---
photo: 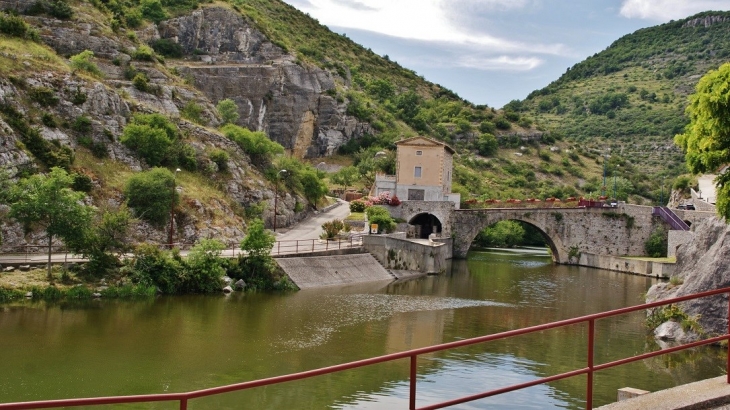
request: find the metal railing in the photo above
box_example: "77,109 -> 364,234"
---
270,235 -> 363,256
653,206 -> 691,231
1,286 -> 728,410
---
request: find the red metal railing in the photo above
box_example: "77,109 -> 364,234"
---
1,287 -> 728,410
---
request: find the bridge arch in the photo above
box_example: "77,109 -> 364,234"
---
452,209 -> 571,263
408,213 -> 443,239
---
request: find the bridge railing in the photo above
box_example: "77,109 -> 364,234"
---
270,235 -> 363,256
653,206 -> 690,231
1,286 -> 727,410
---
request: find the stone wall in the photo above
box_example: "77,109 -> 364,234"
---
363,234 -> 451,274
668,230 -> 695,257
578,252 -> 674,277
389,201 -> 455,237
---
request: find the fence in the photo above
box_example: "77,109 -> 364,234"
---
269,235 -> 363,256
1,286 -> 727,410
653,206 -> 691,231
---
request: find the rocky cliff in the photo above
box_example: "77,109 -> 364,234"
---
146,6 -> 373,158
0,3 -> 329,249
646,216 -> 730,340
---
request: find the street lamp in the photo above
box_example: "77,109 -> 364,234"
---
168,168 -> 181,248
273,169 -> 287,232
660,176 -> 666,207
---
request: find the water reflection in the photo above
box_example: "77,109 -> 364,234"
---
0,248 -> 725,409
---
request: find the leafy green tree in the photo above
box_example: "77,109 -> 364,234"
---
330,165 -> 359,188
476,133 -> 498,156
221,124 -> 284,167
121,113 -> 178,166
300,168 -> 328,208
365,206 -> 395,233
140,0 -> 167,23
9,168 -> 93,278
216,99 -> 240,125
234,219 -> 283,290
474,220 -> 525,248
124,167 -> 177,227
78,206 -> 135,276
675,62 -> 730,218
183,239 -> 226,293
644,226 -> 668,258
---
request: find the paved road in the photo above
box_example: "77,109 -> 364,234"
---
697,174 -> 717,204
274,199 -> 351,242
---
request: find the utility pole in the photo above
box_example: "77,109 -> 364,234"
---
273,169 -> 287,232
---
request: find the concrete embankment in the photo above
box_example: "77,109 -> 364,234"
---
276,253 -> 394,289
596,376 -> 730,409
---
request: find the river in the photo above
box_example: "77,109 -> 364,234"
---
0,248 -> 724,409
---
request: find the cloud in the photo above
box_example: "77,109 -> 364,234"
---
284,0 -> 570,58
619,0 -> 730,21
457,55 -> 544,71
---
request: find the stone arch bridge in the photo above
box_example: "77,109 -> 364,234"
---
389,201 -> 713,264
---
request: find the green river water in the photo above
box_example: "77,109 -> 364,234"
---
0,248 -> 724,409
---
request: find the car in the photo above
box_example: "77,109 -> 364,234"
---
677,204 -> 695,210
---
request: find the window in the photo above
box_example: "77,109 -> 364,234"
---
414,166 -> 422,178
416,150 -> 423,156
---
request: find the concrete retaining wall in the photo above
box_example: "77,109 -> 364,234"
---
668,230 -> 694,257
276,254 -> 394,289
363,234 -> 451,274
577,252 -> 674,278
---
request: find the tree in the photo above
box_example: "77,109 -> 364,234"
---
78,206 -> 135,276
236,219 -> 278,290
221,124 -> 284,167
675,62 -> 730,218
216,99 -> 240,125
0,169 -> 10,245
476,133 -> 498,156
330,166 -> 359,189
475,220 -> 526,248
125,167 -> 177,227
300,168 -> 328,209
9,168 -> 93,278
121,113 -> 178,166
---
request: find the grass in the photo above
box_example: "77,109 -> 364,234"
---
346,212 -> 365,221
625,256 -> 676,263
0,38 -> 68,76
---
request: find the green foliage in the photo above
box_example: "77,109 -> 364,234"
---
29,86 -> 58,107
150,38 -> 184,58
299,168 -> 328,207
77,206 -> 135,277
0,103 -> 73,169
129,244 -> 184,294
216,99 -> 240,125
321,219 -> 349,239
182,239 -> 226,293
475,133 -> 498,156
181,100 -> 206,125
124,167 -> 177,227
140,0 -> 168,23
474,220 -> 526,248
349,199 -> 368,213
121,113 -> 179,166
0,12 -> 37,40
221,124 -> 284,167
644,226 -> 668,258
71,173 -> 93,192
72,115 -> 92,135
330,165 -> 359,188
132,72 -> 151,92
209,148 -> 229,172
231,219 -> 291,290
69,50 -> 102,77
132,44 -> 155,62
675,62 -> 730,218
365,206 -> 395,233
9,168 -> 93,277
647,304 -> 703,334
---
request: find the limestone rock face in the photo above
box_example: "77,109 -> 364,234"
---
160,7 -> 371,158
646,216 -> 730,338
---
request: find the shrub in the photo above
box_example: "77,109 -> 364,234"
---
71,115 -> 93,135
209,149 -> 229,172
132,73 -> 150,92
150,38 -> 184,58
321,219 -> 349,239
181,101 -> 205,125
132,44 -> 155,61
29,86 -> 59,106
366,206 -> 395,233
41,113 -> 56,128
47,0 -> 74,19
140,0 -> 167,23
495,117 -> 511,130
644,226 -> 668,258
216,99 -> 239,125
124,167 -> 177,226
230,219 -> 292,291
129,244 -> 183,294
182,239 -> 226,293
72,173 -> 93,192
349,199 -> 368,212
121,123 -> 171,166
0,12 -> 31,38
221,124 -> 284,167
69,50 -> 102,77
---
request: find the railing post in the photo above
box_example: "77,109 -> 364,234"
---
727,292 -> 730,384
410,355 -> 417,410
311,239 -> 315,253
587,319 -> 595,410
180,398 -> 187,410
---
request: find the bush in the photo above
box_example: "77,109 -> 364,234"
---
69,50 -> 102,77
0,12 -> 31,38
221,124 -> 284,167
71,115 -> 93,135
350,199 -> 368,212
120,113 -> 178,166
132,44 -> 155,61
230,219 -> 292,290
644,226 -> 668,258
140,0 -> 167,23
132,73 -> 151,92
29,86 -> 59,106
182,239 -> 226,293
216,99 -> 239,125
129,244 -> 184,294
124,167 -> 177,226
150,38 -> 184,58
366,206 -> 395,233
474,220 -> 525,248
321,219 -> 349,239
72,173 -> 93,192
181,101 -> 206,125
209,149 -> 229,172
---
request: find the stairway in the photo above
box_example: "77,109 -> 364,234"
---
652,207 -> 690,231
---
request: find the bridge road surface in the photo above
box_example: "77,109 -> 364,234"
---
0,199 -> 353,265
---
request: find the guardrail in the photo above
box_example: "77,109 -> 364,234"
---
653,206 -> 691,231
270,235 -> 363,256
1,286 -> 727,410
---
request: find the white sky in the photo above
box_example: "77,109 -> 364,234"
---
282,0 -> 730,108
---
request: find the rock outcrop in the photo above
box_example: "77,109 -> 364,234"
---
153,7 -> 373,158
646,216 -> 730,339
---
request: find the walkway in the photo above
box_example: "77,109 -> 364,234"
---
597,376 -> 730,409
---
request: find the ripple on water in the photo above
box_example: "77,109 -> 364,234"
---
276,295 -> 515,351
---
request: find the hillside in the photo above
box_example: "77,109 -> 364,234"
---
0,0 -> 721,252
517,11 -> 730,200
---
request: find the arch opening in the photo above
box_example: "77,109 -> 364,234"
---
408,213 -> 443,239
468,219 -> 560,263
